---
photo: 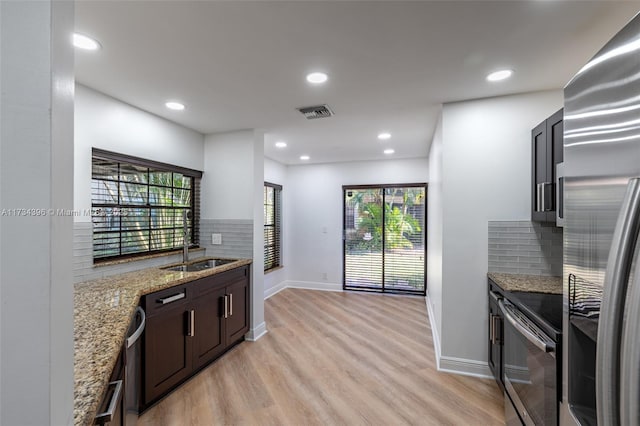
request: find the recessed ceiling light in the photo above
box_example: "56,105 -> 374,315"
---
73,33 -> 101,50
378,132 -> 392,140
384,149 -> 395,155
165,101 -> 185,111
306,72 -> 328,84
486,69 -> 513,82
300,155 -> 310,160
275,141 -> 287,148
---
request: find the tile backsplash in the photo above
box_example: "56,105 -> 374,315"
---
488,221 -> 562,276
199,219 -> 253,259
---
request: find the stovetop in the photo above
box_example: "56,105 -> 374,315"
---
510,291 -> 563,341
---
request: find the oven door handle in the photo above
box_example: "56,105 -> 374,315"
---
499,300 -> 555,354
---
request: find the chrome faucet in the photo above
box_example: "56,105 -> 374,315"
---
183,210 -> 190,263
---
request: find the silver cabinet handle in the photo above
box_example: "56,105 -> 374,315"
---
224,295 -> 228,319
537,182 -> 555,212
229,293 -> 233,316
536,183 -> 543,212
126,306 -> 146,348
597,177 -> 640,426
492,314 -> 501,345
187,309 -> 195,337
499,300 -> 555,353
489,314 -> 496,345
94,380 -> 123,424
158,292 -> 185,305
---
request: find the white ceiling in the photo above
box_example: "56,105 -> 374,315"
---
75,1 -> 640,165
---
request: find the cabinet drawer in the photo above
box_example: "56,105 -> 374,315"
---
143,284 -> 191,317
213,265 -> 248,284
192,275 -> 224,297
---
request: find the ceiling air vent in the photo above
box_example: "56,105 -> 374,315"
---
297,104 -> 334,120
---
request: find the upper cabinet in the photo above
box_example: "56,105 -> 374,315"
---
531,108 -> 564,225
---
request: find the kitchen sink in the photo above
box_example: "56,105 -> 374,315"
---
163,258 -> 238,272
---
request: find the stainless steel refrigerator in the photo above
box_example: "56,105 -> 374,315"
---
563,12 -> 640,426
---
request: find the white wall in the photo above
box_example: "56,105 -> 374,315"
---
436,90 -> 562,375
286,158 -> 428,289
203,130 -> 266,339
427,111 -> 443,348
1,1 -> 74,424
202,131 -> 254,220
264,158 -> 288,297
74,84 -> 205,219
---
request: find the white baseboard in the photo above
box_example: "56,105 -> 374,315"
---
425,296 -> 442,370
425,296 -> 492,379
286,280 -> 343,292
438,356 -> 493,379
245,321 -> 268,341
264,281 -> 288,300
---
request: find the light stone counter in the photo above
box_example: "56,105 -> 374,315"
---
487,272 -> 562,295
74,258 -> 252,426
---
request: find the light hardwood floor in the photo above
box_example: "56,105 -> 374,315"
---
139,288 -> 504,426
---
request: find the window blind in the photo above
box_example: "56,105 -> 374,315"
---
264,182 -> 282,271
91,149 -> 202,261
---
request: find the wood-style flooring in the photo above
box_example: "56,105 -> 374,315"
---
139,288 -> 504,425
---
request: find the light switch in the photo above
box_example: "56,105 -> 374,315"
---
211,233 -> 222,245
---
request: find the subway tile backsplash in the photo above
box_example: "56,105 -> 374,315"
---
488,221 -> 563,276
199,219 -> 253,259
73,218 -> 253,283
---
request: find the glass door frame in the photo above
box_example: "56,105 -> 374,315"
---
342,183 -> 427,296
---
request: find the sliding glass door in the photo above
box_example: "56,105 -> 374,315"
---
343,184 -> 426,295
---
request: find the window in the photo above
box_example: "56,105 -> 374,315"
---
264,182 -> 282,271
343,184 -> 426,295
91,149 -> 202,261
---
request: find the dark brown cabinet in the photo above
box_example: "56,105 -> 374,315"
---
142,284 -> 193,405
488,289 -> 503,390
192,285 -> 226,369
141,265 -> 250,408
224,273 -> 250,344
95,350 -> 125,425
531,108 -> 563,224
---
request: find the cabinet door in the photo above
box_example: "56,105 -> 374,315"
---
547,108 -> 564,223
192,286 -> 226,370
488,291 -> 503,388
225,274 -> 250,344
531,120 -> 548,222
143,303 -> 192,405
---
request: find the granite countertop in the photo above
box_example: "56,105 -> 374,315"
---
74,258 -> 252,426
487,272 -> 562,295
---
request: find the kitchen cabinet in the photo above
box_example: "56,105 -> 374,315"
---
95,349 -> 125,425
488,288 -> 503,390
531,108 -> 563,224
142,265 -> 250,407
224,271 -> 250,344
142,284 -> 193,405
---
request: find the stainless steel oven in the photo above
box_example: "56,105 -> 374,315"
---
500,299 -> 558,425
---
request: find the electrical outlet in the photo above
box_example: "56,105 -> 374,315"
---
211,233 -> 222,245
322,272 -> 328,280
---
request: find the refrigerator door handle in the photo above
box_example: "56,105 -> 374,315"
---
556,163 -> 565,227
621,264 -> 640,426
597,177 -> 640,426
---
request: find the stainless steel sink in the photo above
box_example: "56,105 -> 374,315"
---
163,258 -> 238,272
